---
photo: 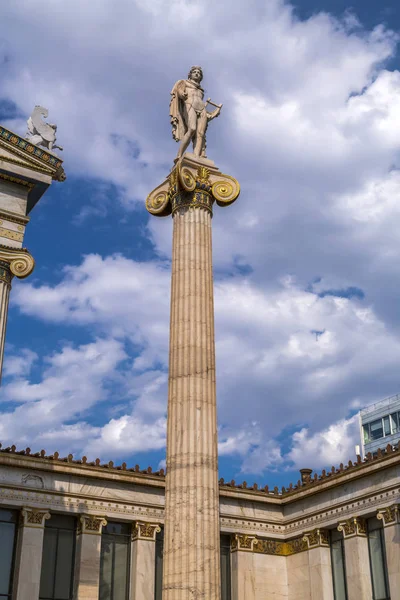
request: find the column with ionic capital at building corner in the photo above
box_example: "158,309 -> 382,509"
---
0,122 -> 66,383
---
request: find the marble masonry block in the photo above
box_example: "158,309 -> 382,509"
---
0,179 -> 29,216
130,524 -> 160,600
287,550 -> 311,599
342,535 -> 372,600
14,508 -> 50,600
308,546 -> 334,600
232,546 -> 288,600
73,516 -> 106,600
383,522 -> 400,597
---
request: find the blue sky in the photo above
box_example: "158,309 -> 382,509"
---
1,0 -> 400,489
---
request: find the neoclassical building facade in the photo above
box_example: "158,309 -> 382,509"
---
0,440 -> 398,600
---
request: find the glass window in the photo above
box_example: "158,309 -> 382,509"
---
363,424 -> 371,444
99,522 -> 130,600
330,529 -> 347,600
370,419 -> 384,441
383,416 -> 391,437
39,514 -> 76,600
0,509 -> 18,600
390,412 -> 398,434
367,517 -> 390,600
220,534 -> 231,600
155,529 -> 163,600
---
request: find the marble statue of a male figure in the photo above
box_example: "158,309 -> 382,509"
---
170,66 -> 222,159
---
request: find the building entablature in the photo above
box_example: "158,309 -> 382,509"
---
0,442 -> 399,541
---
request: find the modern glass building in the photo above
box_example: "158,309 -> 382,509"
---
360,392 -> 400,457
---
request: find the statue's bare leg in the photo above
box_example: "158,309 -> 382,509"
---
193,110 -> 208,157
177,106 -> 197,159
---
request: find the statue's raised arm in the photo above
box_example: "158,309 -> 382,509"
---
169,66 -> 222,160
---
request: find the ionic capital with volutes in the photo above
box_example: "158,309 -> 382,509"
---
132,521 -> 161,542
77,514 -> 107,535
230,533 -> 258,552
20,507 -> 51,529
0,246 -> 35,279
146,154 -> 240,218
303,528 -> 330,548
377,504 -> 400,527
337,517 -> 367,538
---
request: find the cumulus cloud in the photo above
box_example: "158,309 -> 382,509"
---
2,349 -> 38,378
7,253 -> 400,470
288,415 -> 360,470
1,0 -> 400,476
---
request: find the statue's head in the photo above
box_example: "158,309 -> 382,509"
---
188,66 -> 203,83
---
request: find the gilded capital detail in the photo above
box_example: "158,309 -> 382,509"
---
0,247 -> 35,279
377,504 -> 400,527
230,533 -> 308,556
338,517 -> 367,538
132,521 -> 161,541
303,528 -> 330,549
20,507 -> 50,528
0,261 -> 12,286
77,514 -> 107,535
231,533 -> 258,552
146,154 -> 240,218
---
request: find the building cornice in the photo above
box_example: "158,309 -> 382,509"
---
1,442 -> 399,503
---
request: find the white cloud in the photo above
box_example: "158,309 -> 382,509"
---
2,349 -> 38,378
288,415 -> 360,470
2,0 -> 400,474
8,253 -> 400,471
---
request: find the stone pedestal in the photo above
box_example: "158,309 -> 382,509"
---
378,504 -> 400,596
13,508 -> 50,600
303,529 -> 334,600
130,522 -> 161,600
338,517 -> 372,600
146,154 -> 239,600
0,125 -> 65,381
73,515 -> 107,600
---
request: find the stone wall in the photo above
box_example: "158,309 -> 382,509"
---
0,447 -> 398,599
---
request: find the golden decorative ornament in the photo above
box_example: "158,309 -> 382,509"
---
212,175 -> 240,206
146,190 -> 170,216
0,228 -> 23,242
10,253 -> 35,278
179,167 -> 196,191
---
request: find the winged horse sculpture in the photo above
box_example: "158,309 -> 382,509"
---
26,106 -> 63,152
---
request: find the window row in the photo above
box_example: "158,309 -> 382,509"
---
0,510 -> 231,600
0,508 -> 391,600
331,517 -> 390,600
363,410 -> 400,444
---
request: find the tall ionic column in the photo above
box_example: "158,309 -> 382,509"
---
146,154 -> 240,599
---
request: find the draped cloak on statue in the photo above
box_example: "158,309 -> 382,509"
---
169,79 -> 205,142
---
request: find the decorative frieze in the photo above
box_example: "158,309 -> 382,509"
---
77,514 -> 107,535
377,504 -> 400,527
132,521 -> 161,541
337,517 -> 367,538
303,528 -> 330,549
231,533 -> 308,556
20,507 -> 50,528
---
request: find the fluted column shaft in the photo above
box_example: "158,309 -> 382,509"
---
0,261 -> 12,383
163,204 -> 221,599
